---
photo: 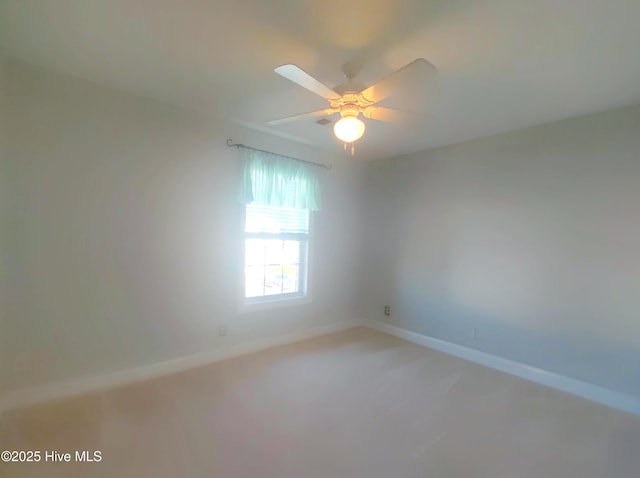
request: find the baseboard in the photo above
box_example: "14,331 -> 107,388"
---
0,319 -> 365,413
365,320 -> 640,416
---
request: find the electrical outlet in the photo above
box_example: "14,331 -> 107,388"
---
471,327 -> 477,340
384,306 -> 390,316
218,326 -> 227,336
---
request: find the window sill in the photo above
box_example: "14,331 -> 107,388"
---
238,295 -> 312,314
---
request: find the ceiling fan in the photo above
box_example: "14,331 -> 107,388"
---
266,58 -> 436,154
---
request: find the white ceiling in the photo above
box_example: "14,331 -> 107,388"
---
1,0 -> 639,161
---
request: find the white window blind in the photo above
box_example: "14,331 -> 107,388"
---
244,204 -> 309,234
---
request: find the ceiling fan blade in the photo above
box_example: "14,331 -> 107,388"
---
265,108 -> 338,126
362,106 -> 419,123
274,64 -> 341,100
359,58 -> 436,104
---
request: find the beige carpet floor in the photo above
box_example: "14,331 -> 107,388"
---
1,326 -> 639,477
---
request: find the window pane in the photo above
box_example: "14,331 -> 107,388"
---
282,240 -> 300,264
282,264 -> 299,294
245,239 -> 265,266
245,266 -> 264,298
265,240 -> 284,265
264,265 -> 284,296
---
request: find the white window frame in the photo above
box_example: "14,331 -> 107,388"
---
239,206 -> 314,313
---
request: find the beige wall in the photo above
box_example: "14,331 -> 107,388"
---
362,105 -> 640,397
3,61 -> 365,391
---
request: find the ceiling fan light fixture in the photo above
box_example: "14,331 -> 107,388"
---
333,115 -> 366,143
269,59 -> 436,149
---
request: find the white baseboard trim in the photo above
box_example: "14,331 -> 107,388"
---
0,319 -> 365,414
366,320 -> 640,416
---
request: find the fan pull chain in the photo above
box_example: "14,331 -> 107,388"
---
343,142 -> 356,156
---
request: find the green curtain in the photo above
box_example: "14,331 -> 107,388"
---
240,148 -> 322,211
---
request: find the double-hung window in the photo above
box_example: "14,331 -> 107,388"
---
239,148 -> 321,306
244,204 -> 309,301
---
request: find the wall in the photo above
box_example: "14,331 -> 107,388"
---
0,53 -> 8,394
362,105 -> 640,398
3,60 -> 364,391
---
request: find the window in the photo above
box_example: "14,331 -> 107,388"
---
243,203 -> 309,302
238,146 -> 322,306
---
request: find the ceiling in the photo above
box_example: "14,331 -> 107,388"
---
1,0 -> 639,161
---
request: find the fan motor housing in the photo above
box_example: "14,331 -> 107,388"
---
339,104 -> 359,118
328,91 -> 376,112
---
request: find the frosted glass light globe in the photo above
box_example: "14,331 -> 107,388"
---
333,116 -> 366,143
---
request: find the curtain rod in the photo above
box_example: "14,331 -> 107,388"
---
226,139 -> 331,170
